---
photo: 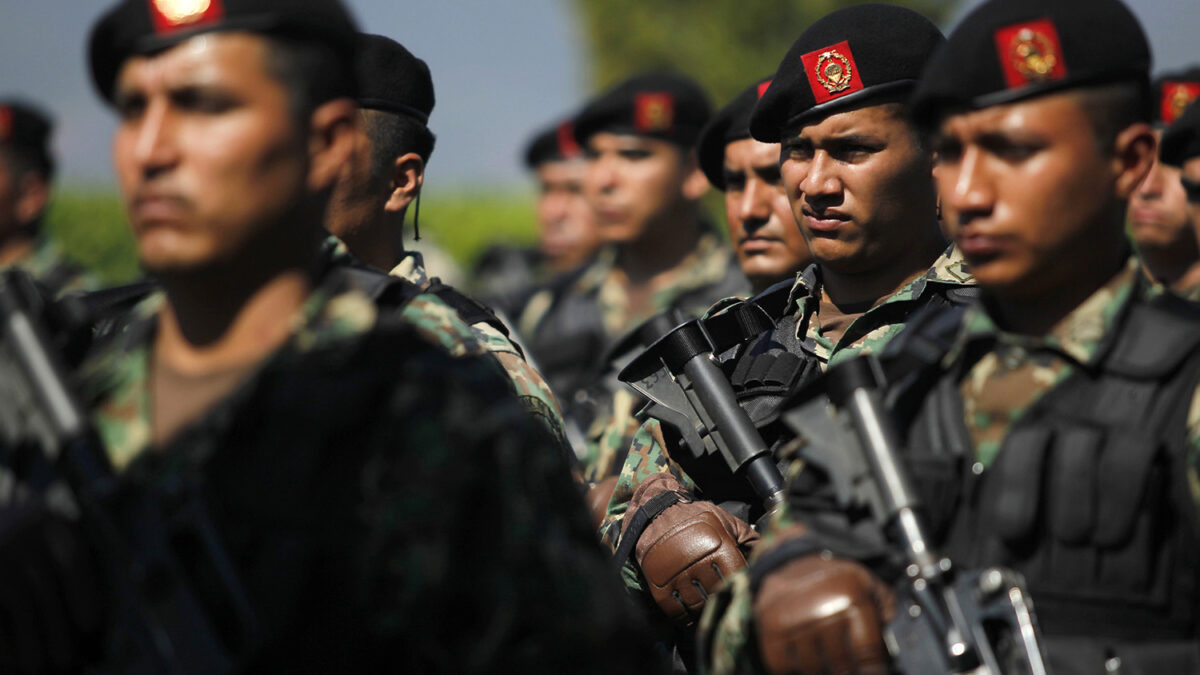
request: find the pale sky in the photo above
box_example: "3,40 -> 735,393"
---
0,0 -> 1196,189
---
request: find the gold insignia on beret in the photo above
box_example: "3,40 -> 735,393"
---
1010,28 -> 1057,83
815,50 -> 853,94
154,0 -> 212,25
1168,85 -> 1199,124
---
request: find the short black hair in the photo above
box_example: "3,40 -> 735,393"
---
1070,82 -> 1150,155
362,108 -> 437,180
263,34 -> 356,121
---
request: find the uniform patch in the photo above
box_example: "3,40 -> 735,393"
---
1161,81 -> 1200,125
756,79 -> 772,100
800,41 -> 864,104
149,0 -> 225,34
556,120 -> 580,159
0,106 -> 11,143
994,19 -> 1067,90
634,92 -> 675,133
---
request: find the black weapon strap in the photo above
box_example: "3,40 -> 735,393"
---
611,490 -> 686,570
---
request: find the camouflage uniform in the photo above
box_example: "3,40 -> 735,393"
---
518,233 -> 749,473
698,257 -> 1200,673
321,236 -> 570,454
598,246 -> 976,567
4,235 -> 98,297
71,264 -> 660,671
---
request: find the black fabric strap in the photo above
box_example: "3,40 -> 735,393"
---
611,490 -> 685,571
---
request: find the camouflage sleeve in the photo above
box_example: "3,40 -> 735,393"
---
358,349 -> 660,672
598,417 -> 699,593
581,388 -> 643,483
398,295 -> 488,358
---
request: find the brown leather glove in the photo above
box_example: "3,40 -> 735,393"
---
624,474 -> 758,625
754,554 -> 895,675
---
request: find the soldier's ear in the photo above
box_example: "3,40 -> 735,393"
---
14,172 -> 49,226
306,97 -> 358,194
384,153 -> 425,213
682,150 -> 710,200
1112,121 -> 1157,200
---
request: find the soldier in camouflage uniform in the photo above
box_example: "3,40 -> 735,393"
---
0,99 -> 97,296
702,1 -> 1200,673
0,1 -> 661,670
324,32 -> 571,457
514,71 -> 750,446
1129,69 -> 1200,299
597,8 -> 971,656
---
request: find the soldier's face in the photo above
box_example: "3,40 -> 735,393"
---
535,159 -> 601,271
111,33 -> 311,276
779,104 -> 935,276
1128,131 -> 1194,256
583,132 -> 692,244
723,137 -> 810,287
933,93 -> 1142,299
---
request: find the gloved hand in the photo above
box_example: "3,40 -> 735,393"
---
624,473 -> 758,625
0,498 -> 105,674
753,554 -> 895,675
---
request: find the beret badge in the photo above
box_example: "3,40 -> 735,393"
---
634,92 -> 675,133
149,0 -> 225,33
801,41 -> 864,104
1162,82 -> 1200,125
994,19 -> 1067,90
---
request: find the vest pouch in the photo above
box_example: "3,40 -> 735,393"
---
1095,429 -> 1161,548
987,425 -> 1052,546
1047,425 -> 1104,546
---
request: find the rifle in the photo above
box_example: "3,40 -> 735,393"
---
782,354 -> 1047,675
619,314 -> 786,514
0,269 -> 256,673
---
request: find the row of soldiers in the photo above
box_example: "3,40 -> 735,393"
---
2,0 -> 1200,673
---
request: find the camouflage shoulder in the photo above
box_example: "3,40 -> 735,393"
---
489,349 -> 570,452
927,244 -> 975,286
397,293 -> 487,358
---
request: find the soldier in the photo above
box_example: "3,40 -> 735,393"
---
1129,69 -> 1200,298
525,119 -> 603,278
708,0 -> 1200,673
1163,88 -> 1200,236
515,71 -> 749,432
325,32 -> 571,458
0,100 -> 96,295
598,6 -> 973,654
0,0 -> 660,671
697,77 -> 812,295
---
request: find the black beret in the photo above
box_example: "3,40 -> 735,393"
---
0,100 -> 54,176
88,0 -> 359,102
524,118 -> 582,169
355,33 -> 434,125
1160,98 -> 1200,167
749,4 -> 944,143
1152,66 -> 1200,127
698,77 -> 773,190
573,71 -> 713,148
910,0 -> 1150,130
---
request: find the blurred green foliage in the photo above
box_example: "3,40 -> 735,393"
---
44,186 -> 542,284
570,0 -> 951,104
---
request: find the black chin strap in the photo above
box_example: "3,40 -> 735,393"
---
412,190 -> 422,242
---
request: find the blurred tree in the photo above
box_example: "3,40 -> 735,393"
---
569,0 -> 952,104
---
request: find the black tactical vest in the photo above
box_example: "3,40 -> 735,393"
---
895,291 -> 1200,673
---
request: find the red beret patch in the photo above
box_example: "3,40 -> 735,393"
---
1161,81 -> 1200,125
148,0 -> 226,35
0,107 -> 10,144
994,19 -> 1068,90
634,92 -> 675,133
556,121 -> 580,159
801,41 -> 864,105
757,80 -> 772,100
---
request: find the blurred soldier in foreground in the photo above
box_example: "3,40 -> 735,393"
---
1164,85 -> 1200,247
0,0 -> 658,671
598,6 -> 972,659
704,0 -> 1200,672
0,100 -> 95,295
516,71 -> 749,434
1129,69 -> 1200,298
326,32 -> 569,458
